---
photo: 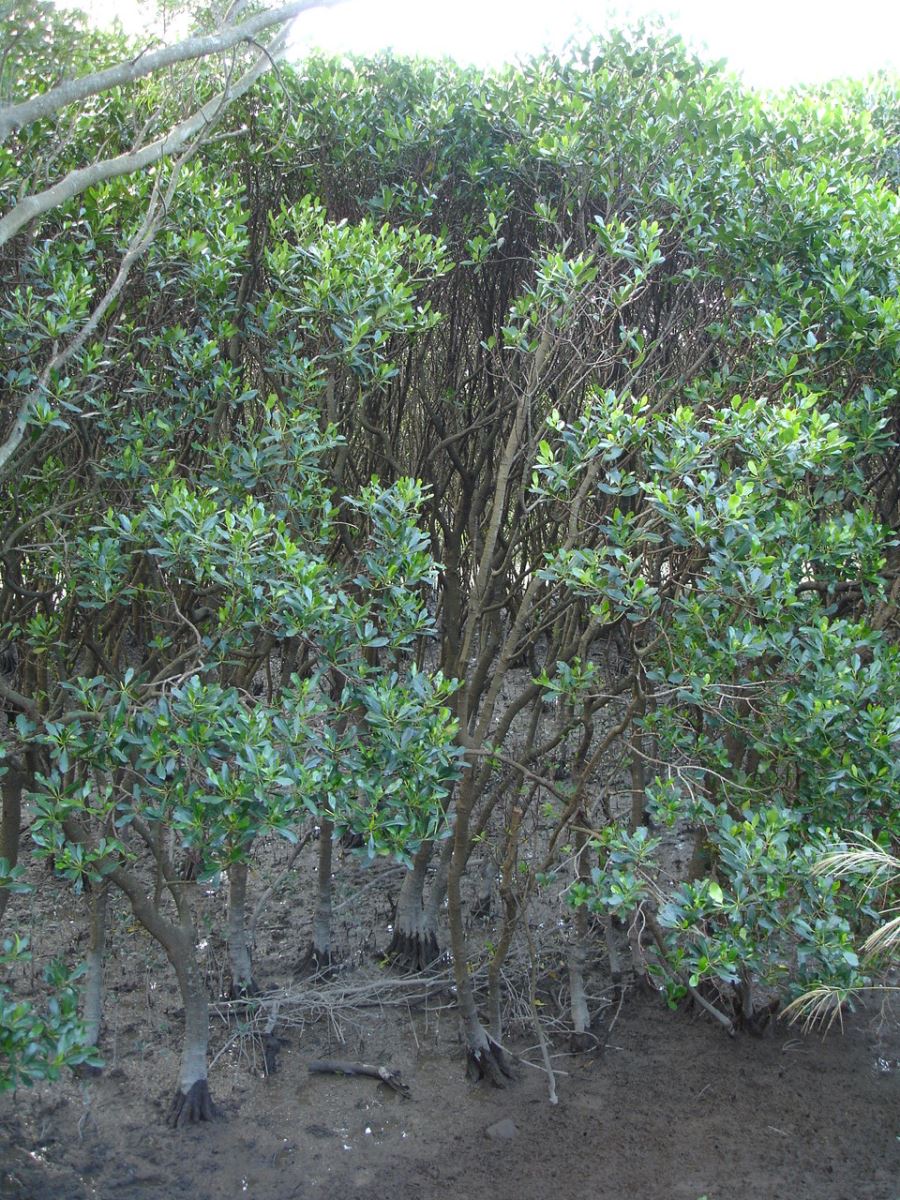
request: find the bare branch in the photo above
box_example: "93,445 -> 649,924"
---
0,0 -> 341,143
0,138 -> 193,475
0,20 -> 295,250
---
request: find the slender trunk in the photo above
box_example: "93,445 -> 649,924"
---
447,779 -> 511,1085
105,860 -> 216,1125
471,853 -> 495,919
568,812 -> 592,1050
604,915 -> 624,992
422,834 -> 452,934
687,828 -> 711,881
627,911 -> 652,990
388,840 -> 439,970
82,881 -> 108,1049
0,756 -> 23,928
248,828 -> 312,947
736,965 -> 778,1034
301,818 -> 333,972
487,807 -> 522,1042
629,718 -> 646,832
568,929 -> 591,1046
226,861 -> 257,997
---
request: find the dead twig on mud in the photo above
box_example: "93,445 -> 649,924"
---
210,967 -> 461,1067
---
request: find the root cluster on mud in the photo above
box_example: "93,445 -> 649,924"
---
167,1080 -> 217,1128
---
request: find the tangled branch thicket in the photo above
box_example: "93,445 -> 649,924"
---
1,2 -> 899,1119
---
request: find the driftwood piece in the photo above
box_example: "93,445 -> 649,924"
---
307,1059 -> 411,1098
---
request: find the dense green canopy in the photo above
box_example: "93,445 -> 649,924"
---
1,2 -> 898,1105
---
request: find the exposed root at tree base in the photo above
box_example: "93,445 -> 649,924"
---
167,1080 -> 218,1128
386,928 -> 441,973
466,1038 -> 514,1087
737,998 -> 781,1036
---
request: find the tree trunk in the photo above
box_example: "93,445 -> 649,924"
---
387,839 -> 439,970
82,881 -> 108,1050
568,926 -> 592,1049
422,834 -> 452,935
629,719 -> 647,832
301,818 -> 333,973
604,915 -> 624,993
168,933 -> 216,1127
568,812 -> 592,1050
105,861 -> 217,1126
470,853 -> 495,919
447,781 -> 511,1086
687,827 -> 711,881
487,805 -> 524,1042
0,755 -> 23,928
226,861 -> 257,997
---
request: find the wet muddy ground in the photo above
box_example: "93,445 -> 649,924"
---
2,980 -> 897,1200
2,772 -> 898,1200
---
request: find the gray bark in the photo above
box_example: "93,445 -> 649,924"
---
447,780 -> 511,1086
471,853 -> 495,918
487,805 -> 524,1043
629,702 -> 647,831
388,840 -> 439,970
226,861 -> 256,997
105,861 -> 217,1123
177,957 -> 210,1092
82,881 -> 108,1048
604,914 -> 624,989
423,834 -> 452,933
304,819 -> 334,970
0,16 -> 296,249
0,1 -> 339,142
568,815 -> 592,1049
168,933 -> 217,1126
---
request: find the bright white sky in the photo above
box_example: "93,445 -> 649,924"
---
64,0 -> 900,89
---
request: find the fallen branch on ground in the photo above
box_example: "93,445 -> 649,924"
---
308,1059 -> 411,1097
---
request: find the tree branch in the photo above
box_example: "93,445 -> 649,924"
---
0,5 -> 316,250
0,140 -> 189,475
0,0 -> 341,143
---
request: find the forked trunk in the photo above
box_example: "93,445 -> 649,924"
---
106,862 -> 216,1125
